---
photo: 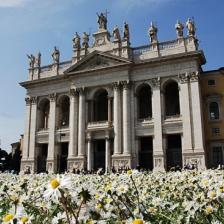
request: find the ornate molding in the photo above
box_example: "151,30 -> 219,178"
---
76,87 -> 85,95
49,93 -> 57,102
31,96 -> 37,105
69,88 -> 79,97
178,73 -> 189,84
112,82 -> 120,90
150,77 -> 160,89
189,71 -> 199,82
25,97 -> 31,105
121,80 -> 131,90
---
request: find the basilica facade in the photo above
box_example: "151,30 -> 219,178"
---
20,15 -> 206,173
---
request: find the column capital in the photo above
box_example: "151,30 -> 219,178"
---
49,93 -> 57,102
69,88 -> 79,97
25,97 -> 31,105
121,80 -> 131,89
189,71 -> 199,82
150,77 -> 161,89
76,87 -> 85,95
31,96 -> 37,105
112,82 -> 120,90
179,73 -> 189,84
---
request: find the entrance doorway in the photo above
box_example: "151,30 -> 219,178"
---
37,144 -> 48,173
166,134 -> 182,170
139,137 -> 153,170
93,139 -> 105,171
57,143 -> 68,173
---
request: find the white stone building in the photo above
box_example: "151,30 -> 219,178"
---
20,15 -> 206,173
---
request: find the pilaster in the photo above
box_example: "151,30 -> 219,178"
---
179,73 -> 193,154
47,93 -> 57,173
68,89 -> 79,164
188,71 -> 206,169
112,82 -> 122,154
122,81 -> 131,155
151,78 -> 165,171
21,97 -> 32,171
77,88 -> 86,159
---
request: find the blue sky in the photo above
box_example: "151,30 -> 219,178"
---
0,0 -> 223,151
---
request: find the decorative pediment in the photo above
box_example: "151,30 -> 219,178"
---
64,51 -> 132,74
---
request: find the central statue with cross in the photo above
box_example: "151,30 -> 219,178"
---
97,11 -> 109,30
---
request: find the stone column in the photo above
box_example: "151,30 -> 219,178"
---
179,73 -> 193,153
29,97 -> 38,161
151,78 -> 165,171
68,89 -> 79,160
113,83 -> 122,154
22,97 -> 32,161
189,72 -> 206,169
108,97 -> 113,123
122,81 -> 131,155
105,136 -> 111,172
47,93 -> 57,172
78,89 -> 86,157
87,135 -> 92,171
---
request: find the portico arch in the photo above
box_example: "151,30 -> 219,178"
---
93,89 -> 109,122
38,98 -> 50,130
57,95 -> 70,128
136,84 -> 152,119
163,80 -> 180,117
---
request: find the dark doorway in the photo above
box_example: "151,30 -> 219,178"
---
58,143 -> 68,173
166,135 -> 182,170
37,144 -> 48,173
139,137 -> 153,170
94,140 -> 105,170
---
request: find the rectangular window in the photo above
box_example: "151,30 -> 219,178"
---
213,146 -> 223,167
208,79 -> 216,86
212,128 -> 220,135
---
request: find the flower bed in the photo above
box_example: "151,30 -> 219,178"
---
1,170 -> 224,223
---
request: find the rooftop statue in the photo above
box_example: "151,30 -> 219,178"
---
82,32 -> 90,48
73,32 -> 81,50
27,54 -> 35,69
186,18 -> 196,37
175,20 -> 184,38
148,22 -> 158,43
112,25 -> 121,41
34,52 -> 41,68
123,22 -> 130,41
97,12 -> 107,30
52,46 -> 60,64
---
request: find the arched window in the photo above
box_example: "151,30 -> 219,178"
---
58,96 -> 70,128
209,102 -> 219,120
137,85 -> 152,119
38,99 -> 50,130
164,81 -> 180,117
93,89 -> 108,122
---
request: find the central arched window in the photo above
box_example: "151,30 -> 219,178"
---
93,89 -> 108,122
38,98 -> 50,130
164,81 -> 180,117
137,84 -> 152,119
209,102 -> 219,120
58,95 -> 70,128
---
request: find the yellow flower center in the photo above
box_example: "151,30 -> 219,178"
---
3,213 -> 14,222
205,206 -> 213,215
21,216 -> 29,223
132,219 -> 143,224
50,179 -> 60,189
210,191 -> 216,198
127,170 -> 133,175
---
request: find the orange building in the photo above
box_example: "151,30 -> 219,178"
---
201,67 -> 224,168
